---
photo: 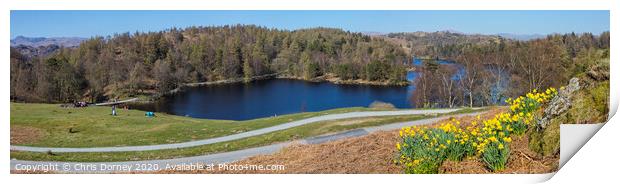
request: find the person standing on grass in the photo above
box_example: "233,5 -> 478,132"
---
111,98 -> 118,116
112,105 -> 117,116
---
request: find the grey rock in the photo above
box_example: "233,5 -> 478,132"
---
587,64 -> 610,81
369,101 -> 396,109
538,78 -> 580,128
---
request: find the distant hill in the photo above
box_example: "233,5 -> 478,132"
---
497,33 -> 545,41
11,44 -> 62,59
386,30 -> 506,45
10,36 -> 86,47
385,30 -> 507,58
361,32 -> 386,36
10,36 -> 86,59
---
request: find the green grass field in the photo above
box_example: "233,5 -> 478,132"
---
10,102 -> 483,162
10,103 -> 385,147
10,103 -> 483,162
10,110 -> 480,162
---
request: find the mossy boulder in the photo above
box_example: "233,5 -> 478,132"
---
564,81 -> 609,124
529,115 -> 561,156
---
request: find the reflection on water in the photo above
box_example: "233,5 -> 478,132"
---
131,58 -> 467,121
131,78 -> 416,120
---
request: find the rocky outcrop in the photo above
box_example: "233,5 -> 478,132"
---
529,59 -> 609,156
538,78 -> 580,128
369,101 -> 396,109
586,63 -> 610,81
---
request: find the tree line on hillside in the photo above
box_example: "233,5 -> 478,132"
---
387,31 -> 506,59
409,32 -> 610,108
10,25 -> 409,103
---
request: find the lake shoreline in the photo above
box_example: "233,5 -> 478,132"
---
276,74 -> 410,86
146,73 -> 411,102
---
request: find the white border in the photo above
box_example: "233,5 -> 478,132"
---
2,0 -> 616,10
2,0 -> 617,184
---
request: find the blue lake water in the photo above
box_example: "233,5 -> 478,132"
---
131,58 -> 465,120
132,78 -> 417,120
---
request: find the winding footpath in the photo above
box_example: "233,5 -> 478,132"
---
10,109 -> 485,173
11,109 -> 462,153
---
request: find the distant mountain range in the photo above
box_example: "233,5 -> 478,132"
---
361,32 -> 386,36
10,36 -> 86,47
364,31 -> 545,41
11,44 -> 63,59
496,33 -> 546,41
11,36 -> 87,58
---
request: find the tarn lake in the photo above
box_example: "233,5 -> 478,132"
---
131,59 -> 458,120
131,77 -> 416,120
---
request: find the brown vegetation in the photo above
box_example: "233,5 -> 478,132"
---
408,32 -> 609,108
158,107 -> 556,174
10,125 -> 45,145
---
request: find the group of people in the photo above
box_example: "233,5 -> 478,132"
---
111,105 -> 133,116
73,101 -> 88,107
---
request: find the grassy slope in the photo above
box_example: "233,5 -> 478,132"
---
10,103 -> 386,147
529,58 -> 609,156
10,108 -> 482,162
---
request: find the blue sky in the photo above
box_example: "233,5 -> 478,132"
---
11,10 -> 609,38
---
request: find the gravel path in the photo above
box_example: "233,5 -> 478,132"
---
10,111 -> 484,173
11,109 -> 462,153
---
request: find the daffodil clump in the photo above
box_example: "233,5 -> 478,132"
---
396,88 -> 558,173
